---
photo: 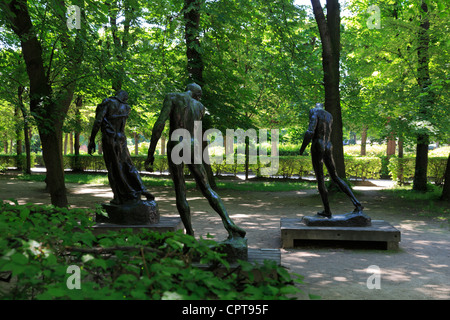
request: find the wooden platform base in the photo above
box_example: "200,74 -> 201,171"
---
91,216 -> 184,235
281,218 -> 401,250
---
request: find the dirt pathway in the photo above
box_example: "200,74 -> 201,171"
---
1,175 -> 449,300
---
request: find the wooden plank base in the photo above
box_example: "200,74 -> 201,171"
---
281,218 -> 401,250
91,216 -> 184,235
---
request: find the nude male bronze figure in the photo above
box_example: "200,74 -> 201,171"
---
145,83 -> 246,239
300,103 -> 364,217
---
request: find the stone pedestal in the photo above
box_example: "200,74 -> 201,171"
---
303,211 -> 372,227
96,200 -> 159,225
93,200 -> 184,235
215,237 -> 248,263
281,217 -> 401,250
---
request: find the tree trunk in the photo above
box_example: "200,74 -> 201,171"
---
245,136 -> 250,180
40,131 -> 68,207
398,137 -> 404,158
413,0 -> 433,192
69,133 -> 74,155
2,0 -> 68,206
311,0 -> 346,177
386,137 -> 396,159
64,133 -> 68,155
14,103 -> 23,171
441,153 -> 450,201
360,126 -> 368,156
184,0 -> 204,85
18,86 -> 31,174
414,136 -> 429,191
161,135 -> 166,155
73,96 -> 82,172
109,0 -> 133,91
134,132 -> 139,156
183,0 -> 216,188
2,0 -> 84,207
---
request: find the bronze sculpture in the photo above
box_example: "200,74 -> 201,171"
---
145,83 -> 246,240
88,90 -> 158,225
300,103 -> 364,218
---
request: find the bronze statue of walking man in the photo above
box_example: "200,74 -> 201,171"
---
145,83 -> 246,239
300,103 -> 364,218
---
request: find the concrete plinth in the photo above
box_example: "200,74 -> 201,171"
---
214,237 -> 248,263
303,211 -> 372,227
281,217 -> 401,250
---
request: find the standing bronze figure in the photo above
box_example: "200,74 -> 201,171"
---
300,103 -> 364,218
145,83 -> 246,240
88,90 -> 154,205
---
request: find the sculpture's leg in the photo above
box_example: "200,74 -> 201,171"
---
324,150 -> 363,212
102,138 -> 122,204
168,161 -> 195,236
188,163 -> 246,239
121,150 -> 155,201
311,150 -> 331,217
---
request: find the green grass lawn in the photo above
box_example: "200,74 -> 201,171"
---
12,172 -> 315,192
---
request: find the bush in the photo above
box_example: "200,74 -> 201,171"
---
345,156 -> 382,181
0,154 -> 37,171
428,157 -> 448,186
388,156 -> 448,185
0,201 -> 303,300
387,157 -> 415,185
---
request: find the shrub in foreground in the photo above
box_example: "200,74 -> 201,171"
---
0,201 -> 303,300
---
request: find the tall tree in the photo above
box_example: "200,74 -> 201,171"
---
310,0 -> 346,177
184,0 -> 204,86
1,0 -> 84,207
413,0 -> 434,192
108,0 -> 135,91
183,0 -> 217,186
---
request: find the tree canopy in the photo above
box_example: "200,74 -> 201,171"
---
0,0 -> 449,205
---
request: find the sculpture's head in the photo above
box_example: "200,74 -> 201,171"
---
315,103 -> 324,109
115,90 -> 129,103
186,83 -> 202,101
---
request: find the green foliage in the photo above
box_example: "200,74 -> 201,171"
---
0,201 -> 303,300
345,156 -> 382,181
342,0 -> 450,145
388,156 -> 448,185
0,154 -> 37,171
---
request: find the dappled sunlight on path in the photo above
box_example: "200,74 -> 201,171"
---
1,177 -> 448,299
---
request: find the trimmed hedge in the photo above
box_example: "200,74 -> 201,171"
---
345,156 -> 382,181
0,154 -> 37,169
388,156 -> 448,185
1,154 -> 447,184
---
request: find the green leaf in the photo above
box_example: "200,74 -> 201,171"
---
19,208 -> 30,220
130,289 -> 148,300
92,258 -> 107,270
72,232 -> 96,247
11,252 -> 28,265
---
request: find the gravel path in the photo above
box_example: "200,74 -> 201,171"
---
1,175 -> 449,300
